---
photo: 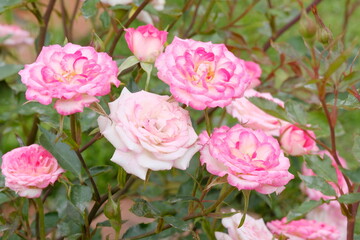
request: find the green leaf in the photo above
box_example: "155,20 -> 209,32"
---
338,193 -> 360,204
96,220 -> 112,227
304,155 -> 338,183
100,10 -> 110,29
324,49 -> 352,80
130,199 -> 160,218
285,100 -> 307,125
286,200 -> 323,221
271,42 -> 302,62
341,167 -> 360,183
89,165 -> 112,177
0,63 -> 23,80
58,201 -> 84,225
39,126 -> 82,178
117,166 -> 127,188
70,185 -> 92,211
118,56 -> 139,75
299,174 -> 336,196
339,71 -> 360,91
163,216 -> 190,231
0,193 -> 10,205
44,212 -> 59,234
353,135 -> 360,159
167,196 -> 200,204
81,0 -> 99,18
248,97 -> 292,122
0,0 -> 22,13
123,222 -> 157,238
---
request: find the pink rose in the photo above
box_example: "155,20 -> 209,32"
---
267,217 -> 340,240
0,24 -> 33,46
125,24 -> 168,63
302,150 -> 348,203
307,204 -> 347,240
97,88 -> 200,180
244,61 -> 262,89
1,144 -> 64,198
215,211 -> 273,240
19,43 -> 120,115
199,125 -> 293,194
227,89 -> 287,136
155,37 -> 251,110
279,124 -> 318,156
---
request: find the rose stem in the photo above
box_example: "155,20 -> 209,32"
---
35,198 -> 46,240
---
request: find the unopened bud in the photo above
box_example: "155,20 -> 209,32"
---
317,28 -> 332,44
299,14 -> 317,39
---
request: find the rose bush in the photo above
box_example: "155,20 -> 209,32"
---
199,124 -> 294,194
98,88 -> 199,180
1,144 -> 64,198
19,43 -> 120,115
155,37 -> 251,110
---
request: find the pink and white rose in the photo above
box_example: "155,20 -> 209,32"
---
267,217 -> 340,240
1,144 -> 64,198
199,124 -> 293,194
244,61 -> 262,89
97,88 -> 199,180
279,124 -> 318,156
155,37 -> 251,110
125,24 -> 168,63
307,204 -> 347,240
19,43 -> 120,115
0,24 -> 33,46
227,89 -> 286,136
215,211 -> 273,240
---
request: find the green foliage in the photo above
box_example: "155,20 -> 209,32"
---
298,174 -> 336,197
286,200 -> 323,221
81,0 -> 99,18
39,126 -> 82,178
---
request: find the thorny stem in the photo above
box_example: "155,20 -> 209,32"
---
26,114 -> 39,146
263,0 -> 323,51
108,0 -> 151,56
75,150 -> 101,202
80,132 -> 103,153
38,0 -> 57,53
69,0 -> 81,41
